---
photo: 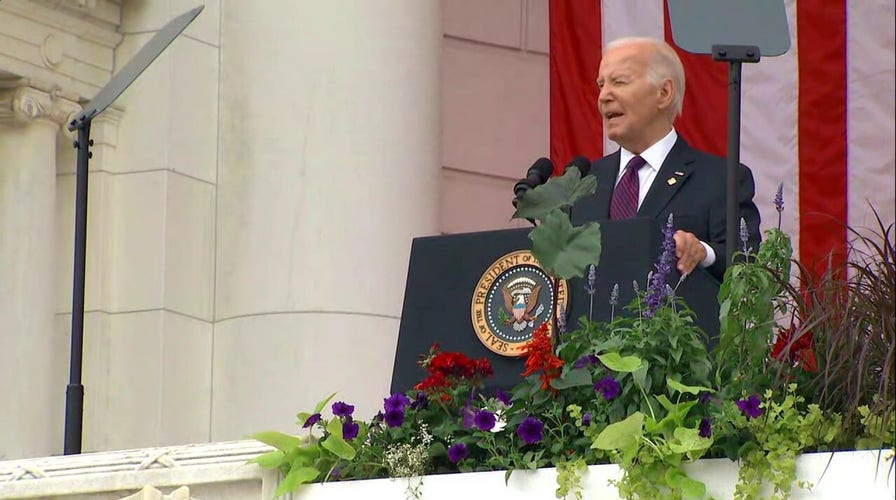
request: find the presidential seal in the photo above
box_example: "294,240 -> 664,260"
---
471,250 -> 568,356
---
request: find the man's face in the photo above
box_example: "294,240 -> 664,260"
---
597,43 -> 669,153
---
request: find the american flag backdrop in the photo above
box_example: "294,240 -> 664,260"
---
549,0 -> 895,273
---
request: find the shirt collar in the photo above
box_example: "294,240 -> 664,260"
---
618,128 -> 678,174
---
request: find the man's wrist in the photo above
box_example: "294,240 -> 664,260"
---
699,241 -> 715,267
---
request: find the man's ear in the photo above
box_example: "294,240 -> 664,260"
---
657,78 -> 675,112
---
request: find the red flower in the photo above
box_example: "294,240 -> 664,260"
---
771,323 -> 818,373
521,323 -> 564,390
414,344 -> 493,394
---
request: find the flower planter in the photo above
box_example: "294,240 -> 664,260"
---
288,450 -> 894,500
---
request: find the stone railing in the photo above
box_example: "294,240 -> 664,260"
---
0,440 -> 276,499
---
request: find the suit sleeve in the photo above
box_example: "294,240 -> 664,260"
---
705,164 -> 762,280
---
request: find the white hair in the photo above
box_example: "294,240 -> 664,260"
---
605,37 -> 686,118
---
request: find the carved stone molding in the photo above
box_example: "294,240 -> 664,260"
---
0,85 -> 81,127
118,485 -> 196,500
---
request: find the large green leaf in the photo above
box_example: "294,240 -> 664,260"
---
250,431 -> 304,452
550,367 -> 593,389
512,168 -> 597,220
598,352 -> 643,373
529,210 -> 602,279
592,412 -> 645,451
666,377 -> 714,396
665,467 -> 707,498
321,418 -> 356,460
249,450 -> 286,468
273,466 -> 320,497
668,426 -> 713,456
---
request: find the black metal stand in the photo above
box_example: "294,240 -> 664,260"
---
64,121 -> 92,455
712,44 -> 761,266
61,5 -> 204,455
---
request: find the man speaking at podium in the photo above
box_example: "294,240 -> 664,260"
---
573,37 -> 761,282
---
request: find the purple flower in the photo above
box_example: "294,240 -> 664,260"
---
739,217 -> 750,253
461,403 -> 476,429
342,418 -> 360,440
698,392 -> 712,405
574,354 -> 600,369
517,416 -> 545,445
447,442 -> 469,463
645,214 -> 675,317
330,467 -> 341,480
302,413 -> 322,429
609,283 -> 620,306
384,393 -> 411,412
473,410 -> 496,431
584,264 -> 597,295
410,391 -> 429,410
699,417 -> 713,438
331,401 -> 355,418
384,409 -> 405,427
594,376 -> 622,401
495,390 -> 512,407
736,395 -> 765,419
774,182 -> 784,213
581,412 -> 592,427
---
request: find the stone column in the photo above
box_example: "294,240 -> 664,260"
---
213,0 -> 441,438
0,85 -> 80,459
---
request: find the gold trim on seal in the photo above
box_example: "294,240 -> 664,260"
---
470,250 -> 568,357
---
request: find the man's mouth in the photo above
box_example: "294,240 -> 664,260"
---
605,112 -> 623,121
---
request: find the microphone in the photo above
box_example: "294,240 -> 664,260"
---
564,156 -> 591,177
513,157 -> 554,201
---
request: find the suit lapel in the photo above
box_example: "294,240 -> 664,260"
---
592,151 -> 620,219
637,138 -> 695,218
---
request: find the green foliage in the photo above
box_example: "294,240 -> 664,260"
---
511,168 -> 597,221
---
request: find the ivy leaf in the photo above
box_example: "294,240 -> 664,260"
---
321,418 -> 356,460
592,412 -> 645,451
664,467 -> 707,498
551,367 -> 593,389
249,450 -> 286,468
529,210 -> 602,279
273,465 -> 320,497
512,168 -> 598,220
250,431 -> 303,452
598,352 -> 643,373
666,377 -> 714,395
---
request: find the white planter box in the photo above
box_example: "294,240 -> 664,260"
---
292,449 -> 894,500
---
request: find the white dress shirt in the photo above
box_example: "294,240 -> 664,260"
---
615,129 -> 716,268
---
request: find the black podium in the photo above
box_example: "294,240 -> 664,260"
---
389,218 -> 721,394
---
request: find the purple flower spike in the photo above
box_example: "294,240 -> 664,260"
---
384,393 -> 411,412
517,416 -> 545,445
410,391 -> 429,410
496,390 -> 512,407
447,442 -> 469,463
584,264 -> 597,295
331,401 -> 355,418
736,395 -> 765,419
384,409 -> 405,427
699,417 -> 713,438
646,214 -> 675,317
302,413 -> 322,429
473,410 -> 496,432
594,376 -> 622,401
342,418 -> 360,440
774,182 -> 784,213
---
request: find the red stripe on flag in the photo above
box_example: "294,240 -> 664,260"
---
797,0 -> 848,275
663,5 -> 728,157
549,0 -> 602,173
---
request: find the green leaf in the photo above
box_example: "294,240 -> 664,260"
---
668,426 -> 712,455
665,468 -> 706,498
512,168 -> 598,220
313,392 -> 338,414
321,418 -> 356,460
598,352 -> 643,372
250,431 -> 304,452
529,210 -> 602,279
249,450 -> 286,468
666,378 -> 713,395
550,367 -> 593,389
592,412 -> 645,451
632,361 -> 649,389
273,466 -> 320,497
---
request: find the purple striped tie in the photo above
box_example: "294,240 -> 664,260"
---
609,155 -> 646,220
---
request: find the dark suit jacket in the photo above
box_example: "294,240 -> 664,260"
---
571,137 -> 762,281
